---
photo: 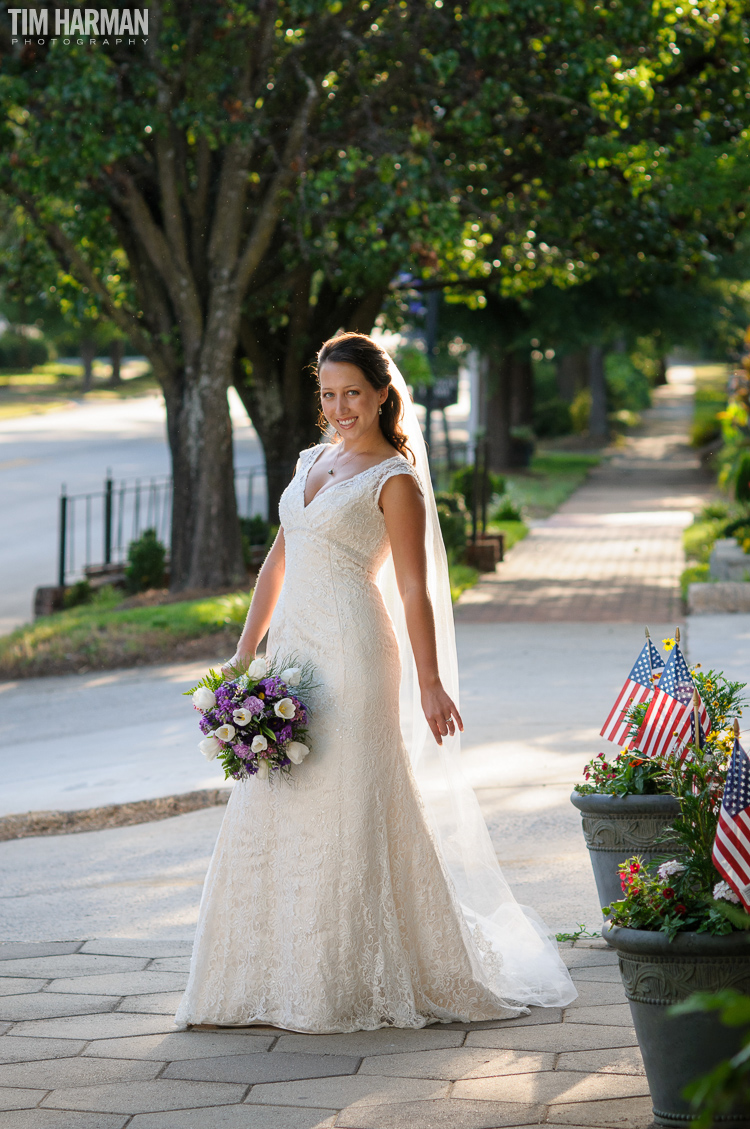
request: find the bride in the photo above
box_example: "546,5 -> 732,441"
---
175,331 -> 575,1033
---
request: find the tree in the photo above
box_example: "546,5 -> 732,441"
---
0,1 -> 467,587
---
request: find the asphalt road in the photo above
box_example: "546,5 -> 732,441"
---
0,390 -> 262,634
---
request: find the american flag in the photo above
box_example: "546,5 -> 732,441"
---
600,639 -> 664,746
713,735 -> 750,909
632,643 -> 710,759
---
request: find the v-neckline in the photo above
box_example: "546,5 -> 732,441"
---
302,446 -> 400,511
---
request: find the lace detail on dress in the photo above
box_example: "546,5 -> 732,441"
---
175,444 -> 533,1033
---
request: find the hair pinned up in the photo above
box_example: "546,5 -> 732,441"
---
316,331 -> 414,463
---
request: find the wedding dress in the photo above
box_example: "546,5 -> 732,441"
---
176,438 -> 575,1033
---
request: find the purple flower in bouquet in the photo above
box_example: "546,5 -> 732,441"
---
242,696 -> 264,716
187,657 -> 313,782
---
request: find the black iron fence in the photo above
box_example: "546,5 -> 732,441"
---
57,466 -> 267,586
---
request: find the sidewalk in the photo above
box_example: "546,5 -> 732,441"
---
0,365 -> 736,1128
456,368 -> 711,624
0,936 -> 649,1129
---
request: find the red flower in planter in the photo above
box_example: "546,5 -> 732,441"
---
662,888 -> 675,899
675,903 -> 687,915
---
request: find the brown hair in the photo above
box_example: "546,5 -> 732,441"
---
316,332 -> 414,463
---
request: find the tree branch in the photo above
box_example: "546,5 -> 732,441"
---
7,187 -> 151,352
234,75 -> 319,296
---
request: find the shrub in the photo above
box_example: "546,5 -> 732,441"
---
0,332 -> 48,369
239,515 -> 271,567
570,388 -> 592,433
451,465 -> 505,510
735,453 -> 750,504
491,495 -> 523,522
434,491 -> 468,559
63,579 -> 92,609
534,396 -> 572,438
125,528 -> 167,593
605,353 -> 652,412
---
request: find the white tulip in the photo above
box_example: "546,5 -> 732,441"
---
215,724 -> 236,742
274,697 -> 296,720
247,657 -> 267,680
251,735 -> 268,753
232,708 -> 253,726
256,758 -> 270,781
281,666 -> 302,687
199,736 -> 221,761
192,687 -> 216,711
287,740 -> 310,765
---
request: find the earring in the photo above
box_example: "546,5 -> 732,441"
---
379,406 -> 383,415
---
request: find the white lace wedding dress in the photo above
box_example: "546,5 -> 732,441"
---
175,445 -> 574,1033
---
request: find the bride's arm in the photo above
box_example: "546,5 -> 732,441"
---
381,475 -> 463,745
221,529 -> 286,675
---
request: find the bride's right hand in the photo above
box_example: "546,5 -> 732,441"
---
220,651 -> 253,678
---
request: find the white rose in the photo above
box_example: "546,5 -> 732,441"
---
274,697 -> 296,720
251,735 -> 268,753
199,736 -> 221,761
287,740 -> 310,765
281,666 -> 302,687
192,687 -> 216,711
247,657 -> 267,680
232,708 -> 253,726
215,724 -> 236,742
256,758 -> 270,781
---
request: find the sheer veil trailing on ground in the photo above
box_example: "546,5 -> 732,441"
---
377,356 -> 576,1007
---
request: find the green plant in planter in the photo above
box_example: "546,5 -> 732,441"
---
577,750 -> 668,796
673,989 -> 750,1125
604,670 -> 748,938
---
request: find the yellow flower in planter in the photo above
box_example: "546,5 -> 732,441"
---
663,637 -> 676,651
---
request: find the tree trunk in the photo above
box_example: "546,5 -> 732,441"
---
655,356 -> 668,385
588,344 -> 608,439
80,339 -> 96,391
556,350 -> 588,402
233,348 -> 319,523
164,363 -> 246,592
485,349 -> 512,471
509,350 -> 534,429
109,338 -> 123,385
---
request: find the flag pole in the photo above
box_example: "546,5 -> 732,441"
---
693,688 -> 701,746
675,626 -> 681,646
735,718 -> 741,739
645,625 -> 654,685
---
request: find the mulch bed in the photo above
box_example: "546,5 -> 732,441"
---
0,788 -> 230,841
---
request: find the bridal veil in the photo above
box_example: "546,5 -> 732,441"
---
376,355 -> 576,1008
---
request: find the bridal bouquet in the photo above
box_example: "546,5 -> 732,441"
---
186,655 -> 313,782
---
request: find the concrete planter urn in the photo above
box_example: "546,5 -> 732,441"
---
570,791 -> 681,909
604,923 -> 750,1126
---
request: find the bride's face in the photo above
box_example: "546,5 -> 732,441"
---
318,361 -> 387,441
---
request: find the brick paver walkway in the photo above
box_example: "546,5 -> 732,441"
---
0,937 -> 653,1129
455,371 -> 713,624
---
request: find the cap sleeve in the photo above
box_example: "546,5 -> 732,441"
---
295,444 -> 324,476
375,458 -> 424,503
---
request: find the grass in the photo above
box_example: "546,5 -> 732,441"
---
449,563 -> 479,603
486,519 -> 529,551
505,452 -> 600,518
0,360 -> 157,416
681,563 -> 710,599
0,587 -> 252,680
683,519 -> 725,565
691,364 -> 729,448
